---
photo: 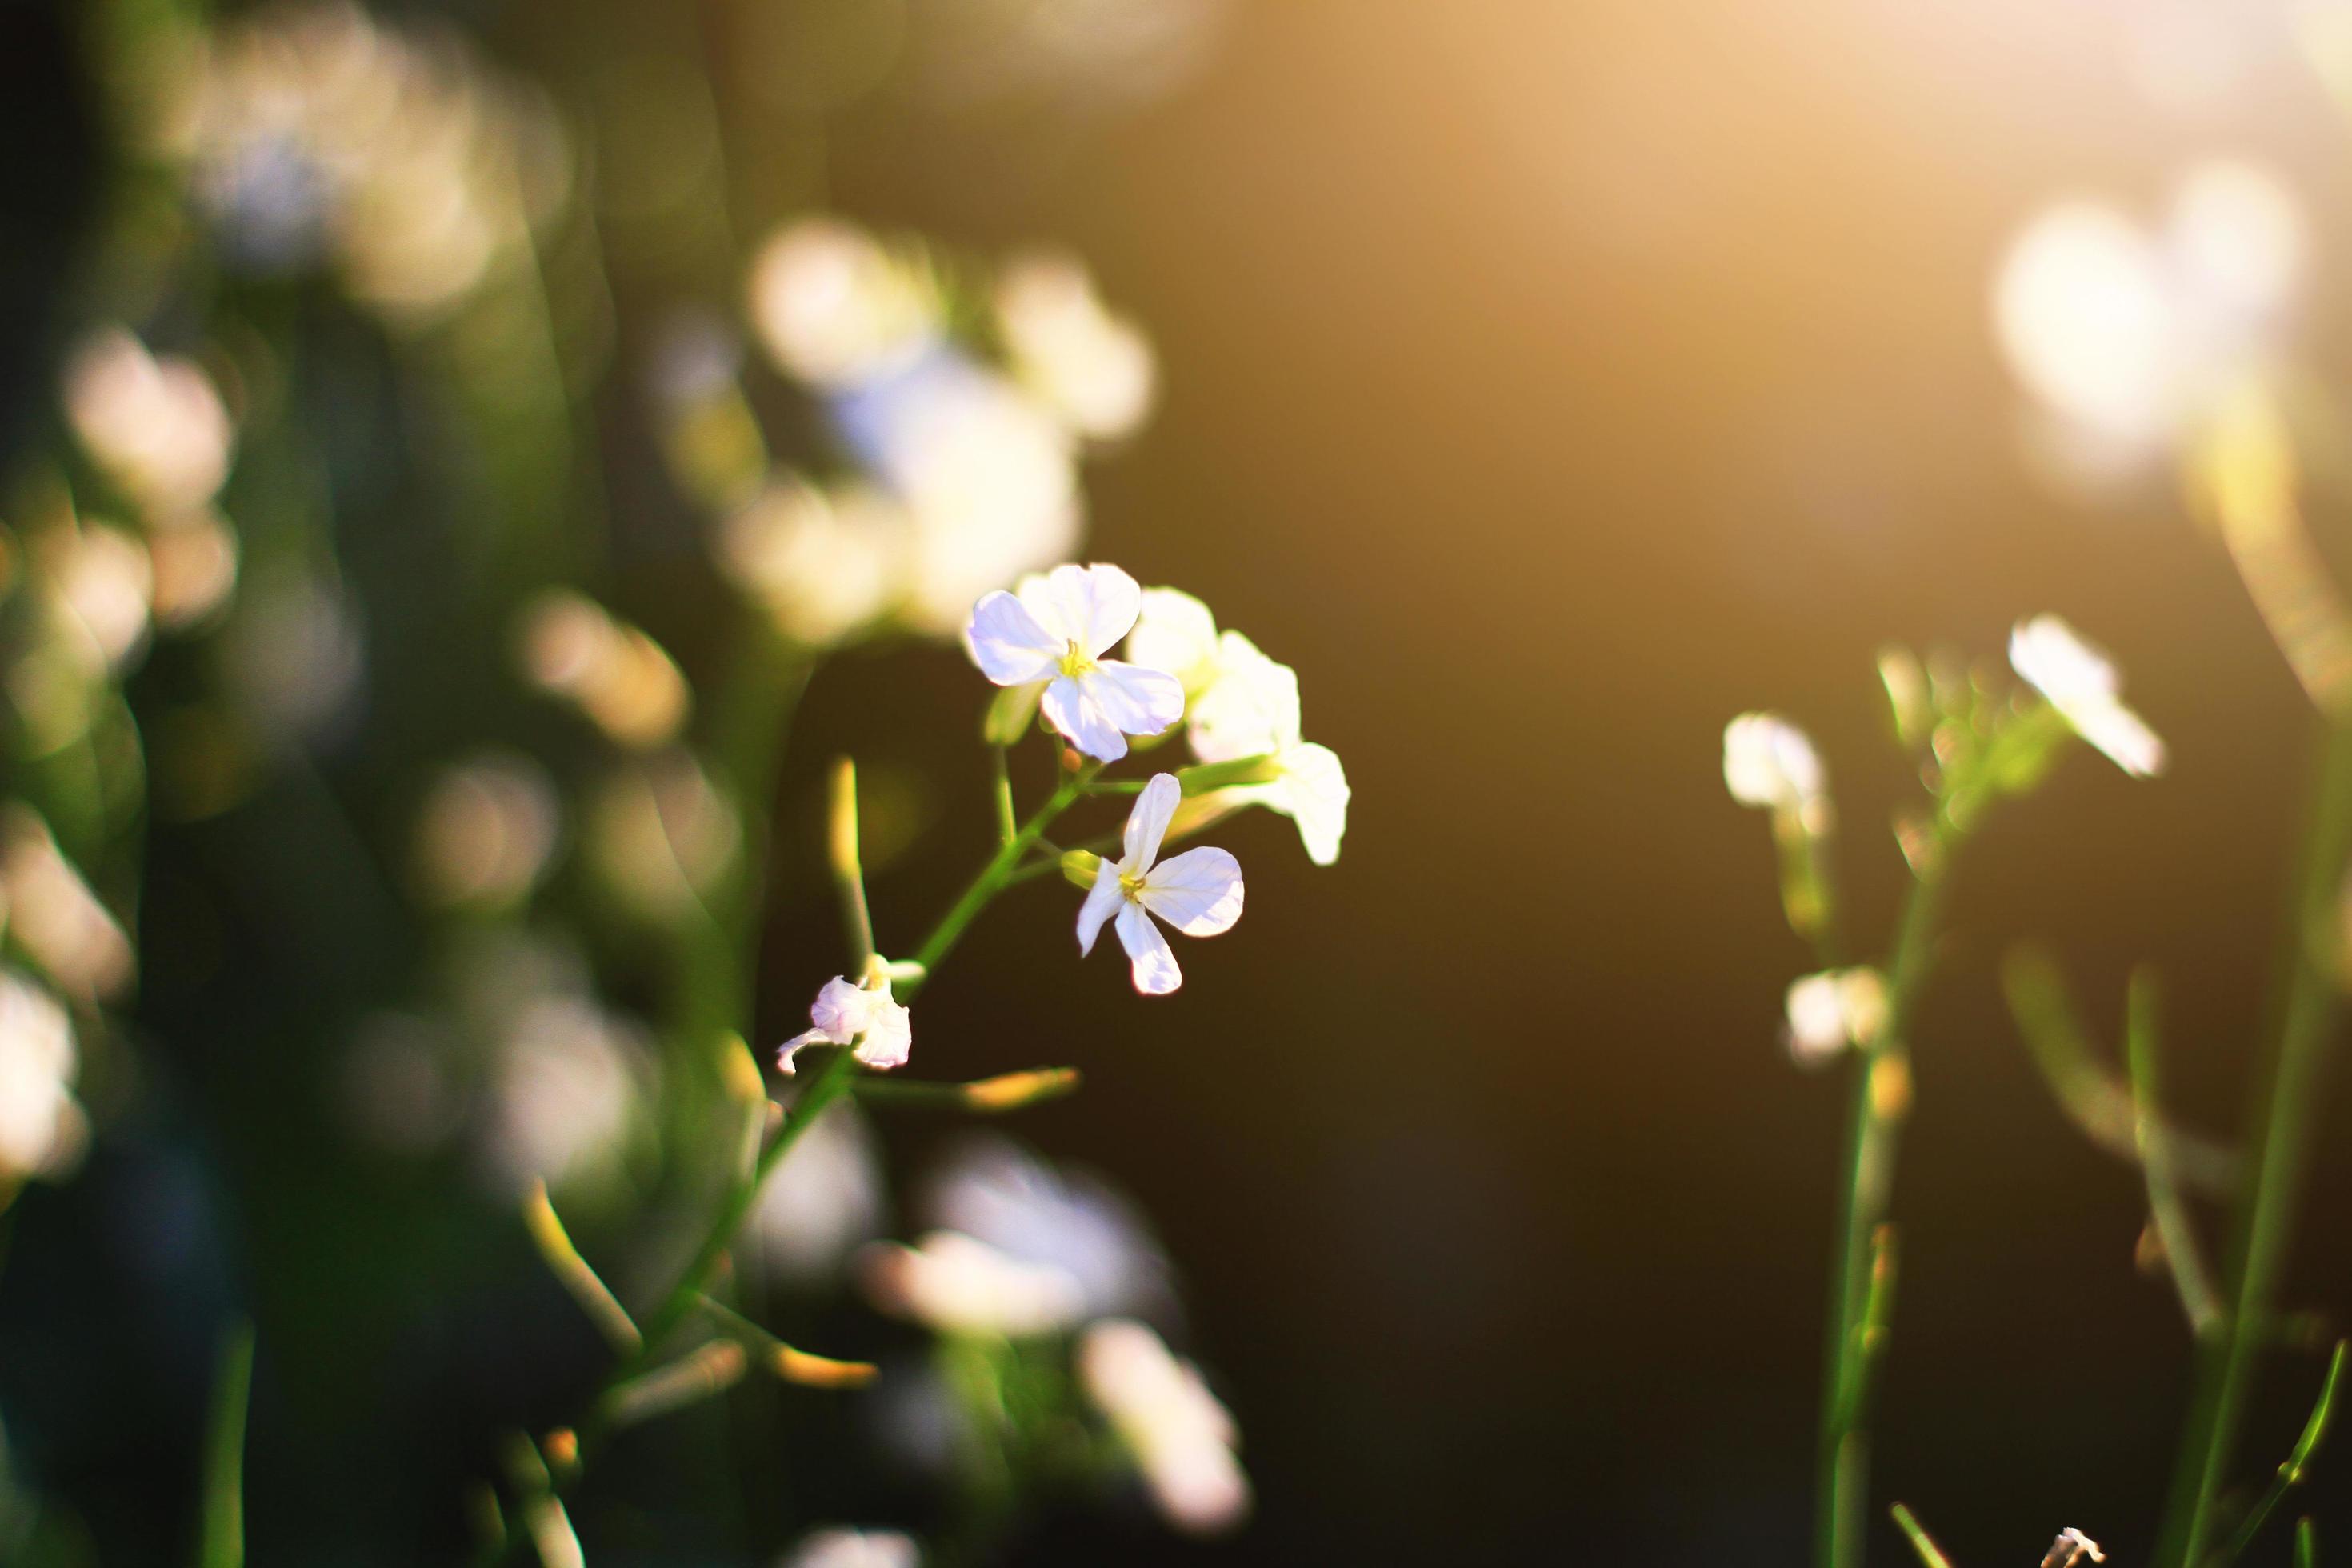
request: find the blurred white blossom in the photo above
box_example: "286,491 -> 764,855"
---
842,352 -> 1083,635
517,590 -> 690,750
2010,616 -> 2167,778
968,564 -> 1182,762
1722,712 -> 1828,830
0,806 -> 134,1006
782,1529 -> 920,1568
778,975 -> 912,1074
42,523 -> 154,675
858,1230 -> 1087,1338
747,218 -> 938,390
1077,774 -> 1244,994
757,1100 -> 886,1286
63,329 -> 234,516
1994,160 -> 2306,474
584,752 -> 739,922
177,2 -> 567,322
480,994 -> 647,1194
994,251 -> 1157,441
1079,1318 -> 1249,1535
921,1137 -> 1170,1322
1783,968 -> 1889,1067
0,970 -> 88,1186
717,480 -> 909,647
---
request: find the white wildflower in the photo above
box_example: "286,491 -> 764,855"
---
1077,774 -> 1244,995
966,564 -> 1182,762
2010,615 -> 2166,778
1079,1318 -> 1250,1536
778,975 -> 912,1074
858,1230 -> 1086,1338
1784,968 -> 1890,1066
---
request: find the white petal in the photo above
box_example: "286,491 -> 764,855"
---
1125,588 -> 1220,692
1077,859 -> 1126,954
1087,662 -> 1185,740
1187,632 -> 1299,762
852,994 -> 914,1070
1042,674 -> 1130,762
1271,742 -> 1349,865
805,977 -> 868,1042
966,591 -> 1062,686
1034,562 -> 1142,658
1123,774 -> 1182,870
1116,902 -> 1183,994
777,1029 -> 827,1074
1138,846 -> 1244,935
2074,698 -> 2168,778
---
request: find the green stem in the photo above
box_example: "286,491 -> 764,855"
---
1817,820 -> 1958,1568
904,768 -> 1090,987
2164,716 -> 2352,1567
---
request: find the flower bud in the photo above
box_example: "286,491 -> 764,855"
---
1062,849 -> 1104,889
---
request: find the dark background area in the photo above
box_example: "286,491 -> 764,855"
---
7,0 -> 2352,1563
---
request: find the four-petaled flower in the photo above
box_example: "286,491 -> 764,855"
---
1078,774 -> 1244,995
2010,614 -> 2166,778
1126,590 -> 1350,865
779,974 -> 911,1075
967,563 -> 1183,762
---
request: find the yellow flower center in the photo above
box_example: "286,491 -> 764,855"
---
1058,640 -> 1096,679
1118,871 -> 1148,902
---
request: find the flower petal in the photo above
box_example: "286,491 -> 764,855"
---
1042,674 -> 1130,761
852,994 -> 914,1071
1088,662 -> 1185,740
1187,632 -> 1299,762
1138,846 -> 1244,935
1115,902 -> 1182,994
806,976 -> 869,1042
1077,858 -> 1126,954
1270,742 -> 1349,866
777,1028 -> 828,1074
1123,773 -> 1182,870
966,591 -> 1062,686
1033,562 -> 1142,658
1125,588 -> 1220,693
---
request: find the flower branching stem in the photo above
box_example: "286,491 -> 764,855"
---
1817,811 -> 1962,1568
482,750 -> 1099,1564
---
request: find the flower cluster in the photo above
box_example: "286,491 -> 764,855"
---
672,217 -> 1162,650
857,1139 -> 1247,1538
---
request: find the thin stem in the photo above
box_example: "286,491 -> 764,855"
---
2220,1342 -> 2346,1564
1817,817 -> 1956,1568
2125,970 -> 2225,1341
2163,716 -> 2352,1567
1890,1503 -> 1957,1568
905,767 -> 1091,986
199,1321 -> 254,1568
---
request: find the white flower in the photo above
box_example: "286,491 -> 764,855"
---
63,328 -> 234,515
994,250 -> 1158,441
1722,713 -> 1827,828
785,1527 -> 921,1568
1784,968 -> 1890,1066
1179,630 -> 1350,866
922,1136 -> 1170,1322
779,976 -> 912,1074
1079,1319 -> 1250,1536
2010,615 -> 2167,778
966,564 -> 1183,762
715,479 -> 909,647
1125,588 -> 1224,698
746,218 -> 938,389
858,1230 -> 1087,1337
1077,774 -> 1245,995
0,970 -> 88,1183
